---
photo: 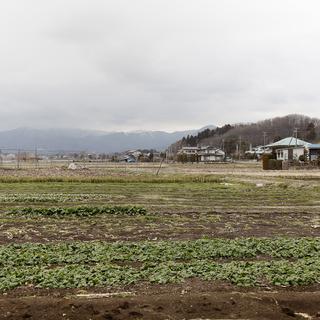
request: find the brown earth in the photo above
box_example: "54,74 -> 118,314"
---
1,164 -> 320,319
1,162 -> 320,179
1,211 -> 320,245
1,281 -> 320,320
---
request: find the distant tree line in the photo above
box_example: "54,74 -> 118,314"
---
171,114 -> 320,158
181,124 -> 234,147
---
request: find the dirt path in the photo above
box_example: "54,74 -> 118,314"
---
1,291 -> 319,320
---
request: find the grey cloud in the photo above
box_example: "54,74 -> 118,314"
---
0,0 -> 320,132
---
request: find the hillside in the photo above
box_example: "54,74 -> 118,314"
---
0,126 -> 215,154
170,114 -> 320,155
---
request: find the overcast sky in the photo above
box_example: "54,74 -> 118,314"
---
1,0 -> 320,132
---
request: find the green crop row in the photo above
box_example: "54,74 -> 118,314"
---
1,238 -> 320,267
8,206 -> 147,217
1,258 -> 320,290
0,193 -> 111,203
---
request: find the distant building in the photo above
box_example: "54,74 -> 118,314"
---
178,147 -> 199,155
245,145 -> 271,158
198,146 -> 225,162
266,137 -> 310,161
177,146 -> 225,162
1,153 -> 16,161
119,150 -> 152,163
119,154 -> 137,163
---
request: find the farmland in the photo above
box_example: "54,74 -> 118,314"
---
0,162 -> 320,319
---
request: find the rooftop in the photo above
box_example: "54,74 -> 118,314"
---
266,137 -> 311,148
181,147 -> 199,150
308,144 -> 320,149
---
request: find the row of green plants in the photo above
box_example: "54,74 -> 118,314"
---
0,193 -> 111,203
1,258 -> 319,290
8,206 -> 147,217
1,238 -> 320,266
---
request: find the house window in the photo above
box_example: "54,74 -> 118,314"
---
277,150 -> 284,159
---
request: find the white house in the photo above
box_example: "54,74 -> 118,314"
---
274,147 -> 305,161
178,147 -> 199,155
198,146 -> 225,162
178,146 -> 225,162
266,137 -> 310,161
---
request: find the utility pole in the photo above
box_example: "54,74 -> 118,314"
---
221,139 -> 226,161
35,147 -> 38,169
293,128 -> 298,147
263,132 -> 267,154
239,136 -> 242,160
168,146 -> 172,162
156,155 -> 165,176
17,149 -> 20,169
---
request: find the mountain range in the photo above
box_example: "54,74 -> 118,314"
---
0,126 -> 215,154
2,114 -> 318,155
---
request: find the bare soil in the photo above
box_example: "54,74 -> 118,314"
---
1,164 -> 320,319
1,211 -> 319,244
1,281 -> 320,319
